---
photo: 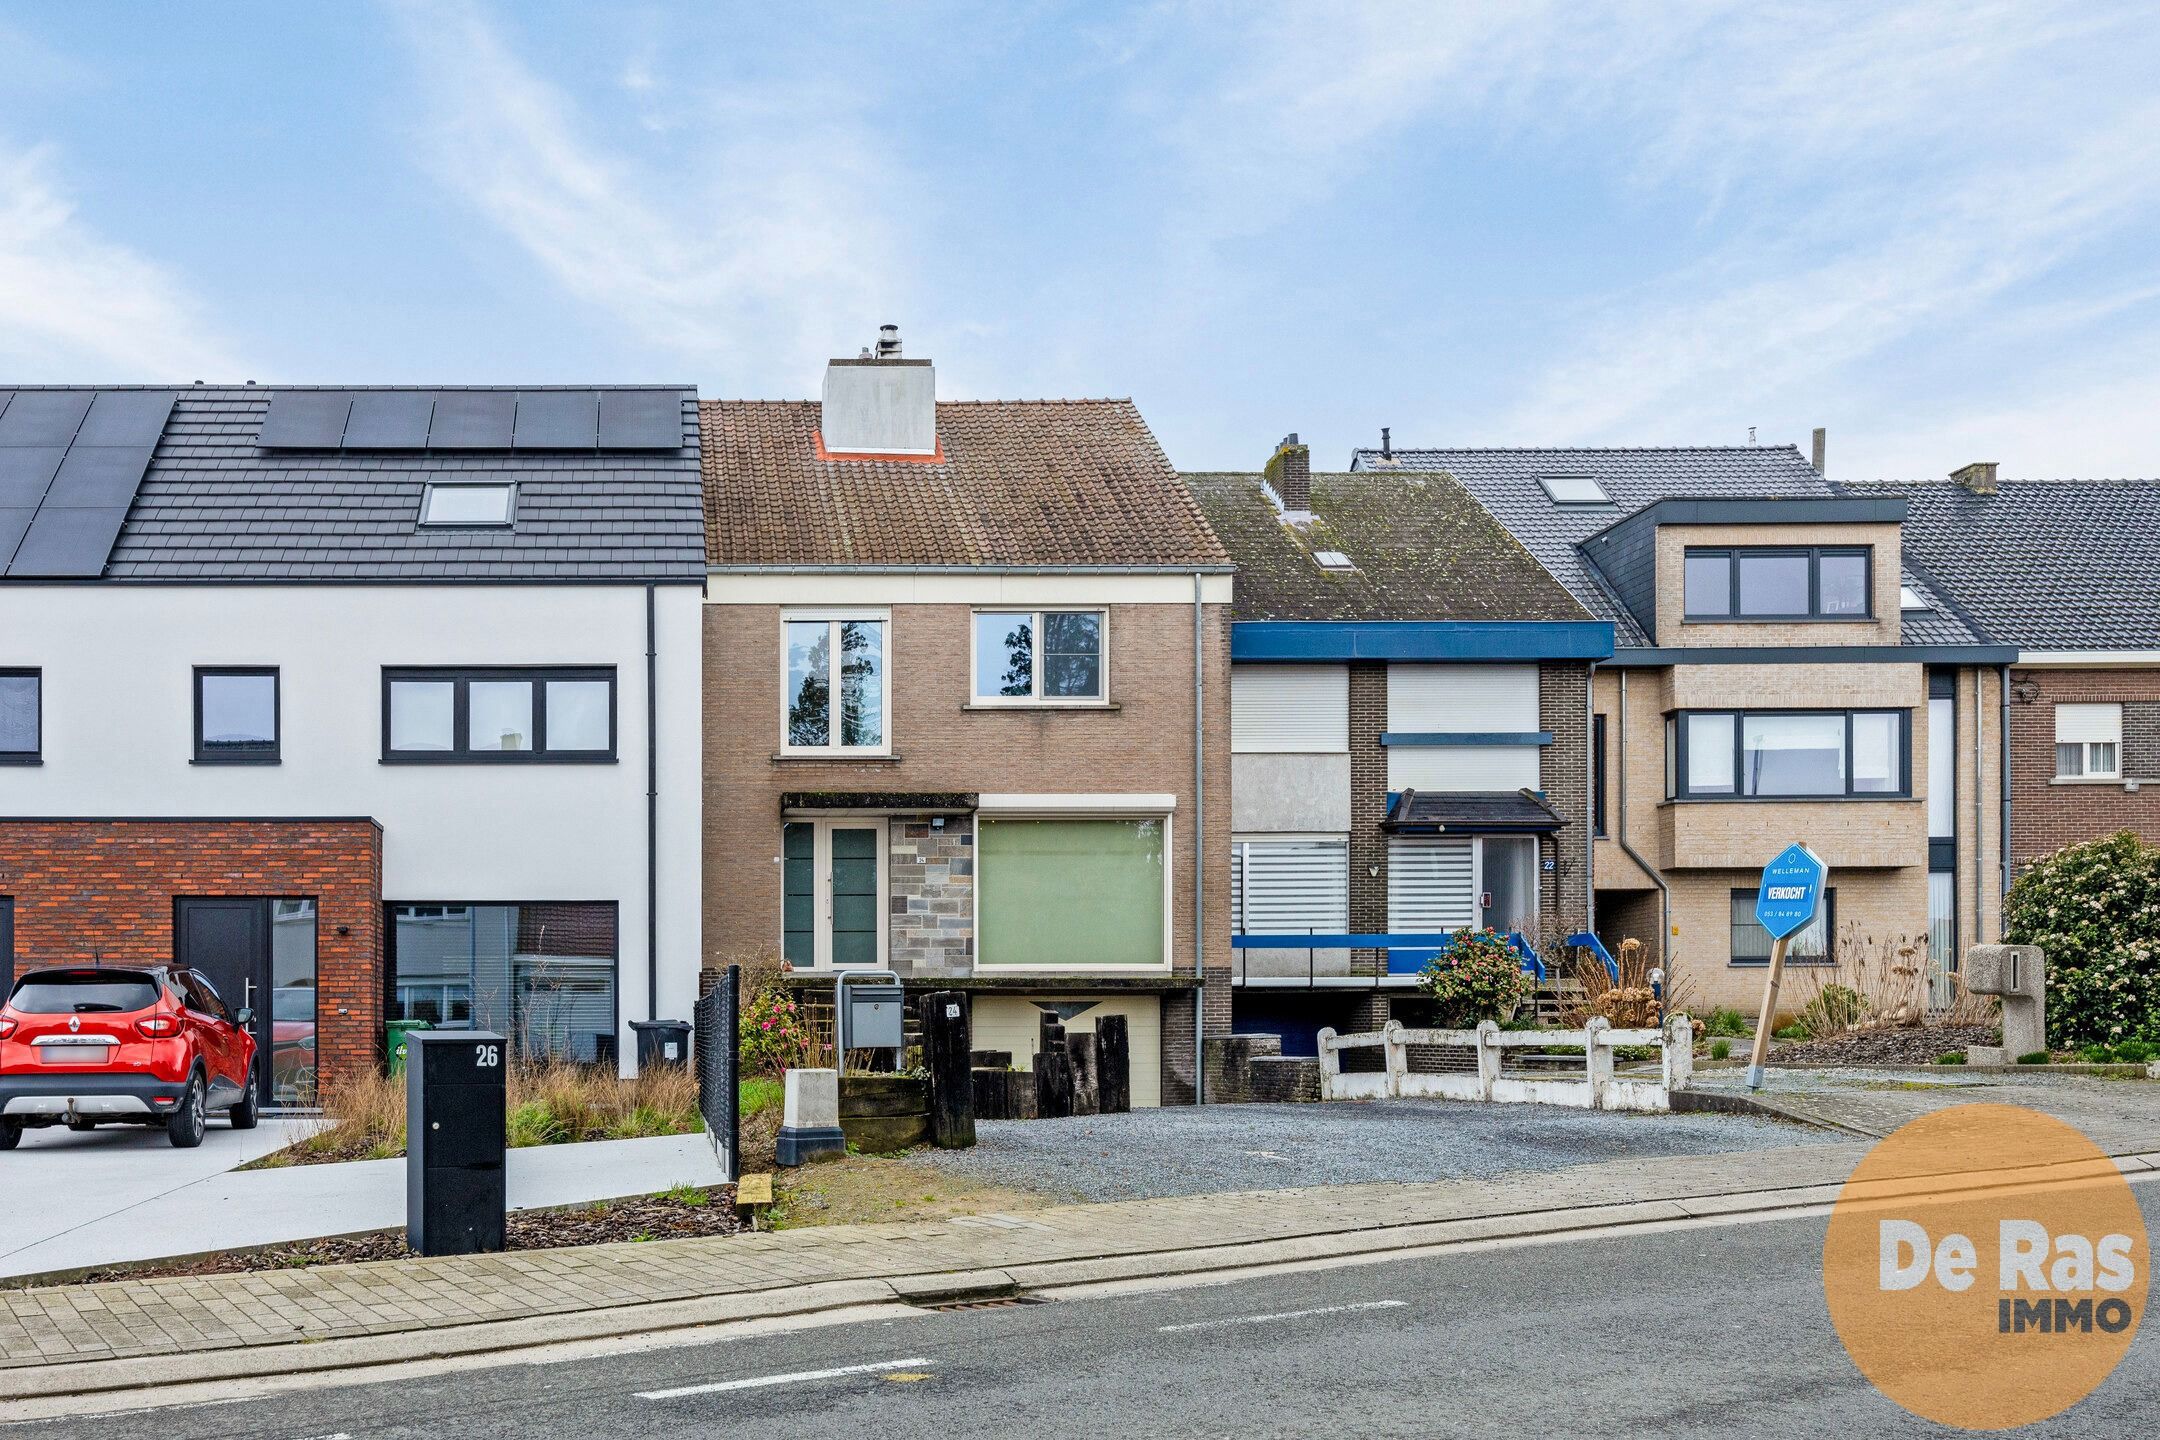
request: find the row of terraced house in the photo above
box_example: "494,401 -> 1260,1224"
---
4,334 -> 2157,1105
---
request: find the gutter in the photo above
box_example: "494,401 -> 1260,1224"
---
646,583 -> 659,1024
2013,649 -> 2160,667
2000,663 -> 2013,915
1192,571 -> 1207,1105
708,563 -> 1236,576
1585,664 -> 1596,935
1614,669 -> 1672,961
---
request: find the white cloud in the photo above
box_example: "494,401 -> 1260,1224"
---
385,0 -> 913,388
0,139 -> 245,380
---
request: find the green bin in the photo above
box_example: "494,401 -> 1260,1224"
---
386,1019 -> 433,1074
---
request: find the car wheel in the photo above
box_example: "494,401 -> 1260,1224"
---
0,1119 -> 20,1151
167,1076 -> 208,1149
227,1084 -> 259,1131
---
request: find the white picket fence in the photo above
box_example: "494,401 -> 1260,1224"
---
1315,1015 -> 1695,1112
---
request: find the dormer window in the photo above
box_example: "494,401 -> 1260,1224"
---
1684,546 -> 1871,620
420,483 -> 514,527
1538,473 -> 1610,506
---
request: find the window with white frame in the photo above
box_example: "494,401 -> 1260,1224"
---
1230,838 -> 1349,937
783,613 -> 888,751
971,610 -> 1105,703
2054,703 -> 2121,778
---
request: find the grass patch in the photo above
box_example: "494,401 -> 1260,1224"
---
1935,1051 -> 1967,1065
2016,1051 -> 2051,1065
1710,1039 -> 1731,1061
1703,1008 -> 1751,1038
2076,1040 -> 2157,1065
1771,1022 -> 1811,1041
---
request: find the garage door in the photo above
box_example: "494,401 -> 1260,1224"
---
973,994 -> 1163,1109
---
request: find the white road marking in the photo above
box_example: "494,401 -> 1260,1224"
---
1157,1300 -> 1407,1333
638,1357 -> 934,1400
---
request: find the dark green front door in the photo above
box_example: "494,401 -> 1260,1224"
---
828,827 -> 880,967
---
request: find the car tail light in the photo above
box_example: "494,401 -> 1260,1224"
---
136,1015 -> 180,1038
0,1018 -> 14,1039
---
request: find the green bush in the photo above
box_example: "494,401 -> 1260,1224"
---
2075,1039 -> 2156,1065
2004,831 -> 2160,1048
1798,983 -> 1868,1038
1704,1008 -> 1750,1038
1935,1051 -> 1966,1065
740,985 -> 820,1075
2016,1051 -> 2050,1065
1417,929 -> 1536,1028
1710,1039 -> 1731,1061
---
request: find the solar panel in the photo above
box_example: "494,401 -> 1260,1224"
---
597,389 -> 682,450
49,446 -> 157,508
513,391 -> 600,449
428,391 -> 516,449
0,507 -> 33,568
0,391 -> 93,447
257,391 -> 353,449
5,504 -> 130,578
74,391 -> 175,448
343,392 -> 437,449
0,447 -> 66,507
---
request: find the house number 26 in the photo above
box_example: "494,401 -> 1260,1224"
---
476,1044 -> 501,1068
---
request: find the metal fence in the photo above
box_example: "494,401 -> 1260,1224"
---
694,963 -> 741,1182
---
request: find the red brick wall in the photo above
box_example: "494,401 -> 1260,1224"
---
2008,667 -> 2160,867
0,820 -> 384,1088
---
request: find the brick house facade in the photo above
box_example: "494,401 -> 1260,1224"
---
2007,666 -> 2160,866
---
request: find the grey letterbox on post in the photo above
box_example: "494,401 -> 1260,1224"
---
406,1030 -> 507,1257
1962,944 -> 2046,1065
844,984 -> 906,1052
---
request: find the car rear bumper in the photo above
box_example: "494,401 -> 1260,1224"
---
0,1075 -> 190,1118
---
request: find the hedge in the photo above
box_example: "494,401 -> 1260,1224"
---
2002,831 -> 2160,1047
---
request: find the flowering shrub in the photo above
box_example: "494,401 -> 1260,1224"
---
1417,928 -> 1536,1028
2003,831 -> 2160,1047
739,985 -> 821,1076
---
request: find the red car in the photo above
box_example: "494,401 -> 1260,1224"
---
0,965 -> 259,1150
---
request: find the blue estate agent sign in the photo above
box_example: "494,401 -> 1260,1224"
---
1755,842 -> 1828,941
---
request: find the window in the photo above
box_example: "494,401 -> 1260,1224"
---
0,669 -> 39,762
971,609 -> 1106,703
1730,888 -> 1834,965
1592,714 -> 1608,836
1538,473 -> 1610,505
419,483 -> 513,526
783,613 -> 886,751
977,815 -> 1167,969
194,668 -> 279,763
1311,549 -> 1356,572
381,668 -> 615,762
1231,838 -> 1349,936
1670,709 -> 1908,798
2054,703 -> 2122,779
1683,548 -> 1873,620
1901,585 -> 1931,612
389,902 -> 618,1064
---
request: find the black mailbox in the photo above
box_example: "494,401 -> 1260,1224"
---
406,1030 -> 508,1257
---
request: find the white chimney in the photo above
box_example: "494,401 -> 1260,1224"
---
821,325 -> 936,456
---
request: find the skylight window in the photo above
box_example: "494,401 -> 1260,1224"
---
1312,549 -> 1356,572
1900,585 -> 1930,611
1538,473 -> 1610,505
420,483 -> 514,527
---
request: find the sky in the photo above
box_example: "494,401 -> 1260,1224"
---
3,0 -> 2158,479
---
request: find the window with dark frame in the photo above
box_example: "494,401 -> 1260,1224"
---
1669,708 -> 1909,799
1731,887 -> 1836,965
1592,713 -> 1608,836
381,667 -> 616,762
1682,547 -> 1873,620
194,667 -> 280,764
418,483 -> 514,527
0,669 -> 39,763
386,901 -> 619,1065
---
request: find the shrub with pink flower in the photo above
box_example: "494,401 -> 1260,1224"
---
739,985 -> 821,1075
1417,928 -> 1536,1028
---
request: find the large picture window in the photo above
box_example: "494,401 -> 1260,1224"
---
1731,887 -> 1835,966
783,613 -> 887,752
972,610 -> 1106,703
1670,709 -> 1908,798
1683,547 -> 1872,620
0,669 -> 39,763
381,667 -> 615,762
388,902 -> 618,1064
978,814 -> 1167,969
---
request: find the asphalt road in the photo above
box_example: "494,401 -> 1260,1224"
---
14,1188 -> 2157,1439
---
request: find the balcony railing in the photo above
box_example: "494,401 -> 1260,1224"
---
1230,930 -> 1545,988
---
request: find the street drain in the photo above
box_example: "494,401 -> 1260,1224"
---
917,1294 -> 1049,1312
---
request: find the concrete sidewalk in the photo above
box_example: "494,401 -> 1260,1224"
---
0,1132 -> 727,1283
7,1127 -> 2158,1405
1685,1066 -> 2160,1144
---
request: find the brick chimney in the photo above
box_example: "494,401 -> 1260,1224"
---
1264,432 -> 1312,513
1952,461 -> 2000,496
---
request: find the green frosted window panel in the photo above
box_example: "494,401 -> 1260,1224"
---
979,816 -> 1164,967
782,823 -> 815,964
830,827 -> 879,965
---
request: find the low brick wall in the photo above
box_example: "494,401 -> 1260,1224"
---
1203,1032 -> 1322,1103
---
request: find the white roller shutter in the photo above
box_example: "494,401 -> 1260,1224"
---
1387,836 -> 1475,932
1232,839 -> 1349,934
2055,703 -> 2122,744
1233,665 -> 1349,752
1387,664 -> 1538,732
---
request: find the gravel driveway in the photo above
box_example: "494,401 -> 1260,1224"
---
901,1099 -> 1832,1203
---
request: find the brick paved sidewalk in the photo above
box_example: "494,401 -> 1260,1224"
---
1689,1067 -> 2160,1144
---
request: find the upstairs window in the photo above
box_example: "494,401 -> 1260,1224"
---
2055,703 -> 2122,778
1683,547 -> 1872,620
0,669 -> 38,763
784,613 -> 888,751
1671,708 -> 1908,798
419,483 -> 514,526
382,667 -> 615,762
972,610 -> 1105,703
194,667 -> 280,764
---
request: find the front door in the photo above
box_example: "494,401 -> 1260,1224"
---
1478,837 -> 1539,936
176,898 -> 271,1104
781,820 -> 888,968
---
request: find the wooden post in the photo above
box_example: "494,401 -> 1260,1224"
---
1034,1018 -> 1073,1119
1097,1015 -> 1131,1114
1069,1032 -> 1101,1116
920,991 -> 975,1149
1746,934 -> 1790,1090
